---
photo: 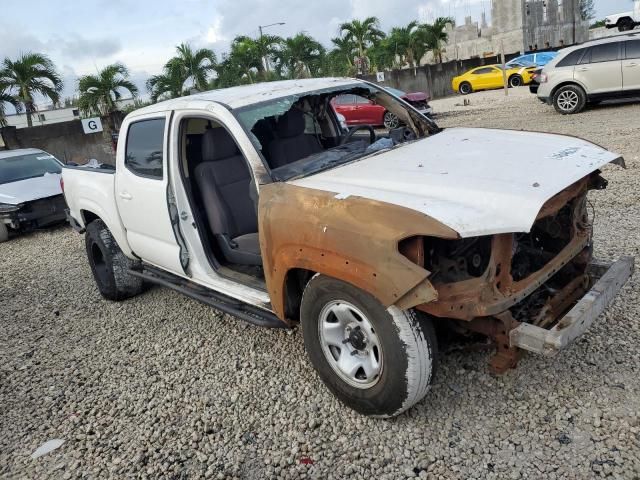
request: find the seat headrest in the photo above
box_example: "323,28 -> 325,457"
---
202,127 -> 239,161
277,109 -> 305,138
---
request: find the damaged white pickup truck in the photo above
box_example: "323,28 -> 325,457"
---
62,78 -> 634,417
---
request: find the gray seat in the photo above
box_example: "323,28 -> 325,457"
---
194,128 -> 261,266
267,109 -> 323,168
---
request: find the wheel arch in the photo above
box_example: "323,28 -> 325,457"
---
550,80 -> 587,99
78,203 -> 134,257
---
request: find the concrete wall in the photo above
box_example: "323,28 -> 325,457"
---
0,120 -> 115,165
362,54 -> 520,100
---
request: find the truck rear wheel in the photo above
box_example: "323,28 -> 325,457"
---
300,274 -> 437,417
0,223 -> 8,243
85,219 -> 144,301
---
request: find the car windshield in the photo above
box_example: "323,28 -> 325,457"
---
0,153 -> 62,185
234,83 -> 439,181
386,87 -> 406,97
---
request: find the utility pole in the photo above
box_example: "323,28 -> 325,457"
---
501,39 -> 508,96
258,22 -> 285,73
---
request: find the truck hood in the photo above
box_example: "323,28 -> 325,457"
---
0,172 -> 63,205
289,128 -> 623,237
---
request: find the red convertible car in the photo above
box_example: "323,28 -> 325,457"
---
332,87 -> 432,129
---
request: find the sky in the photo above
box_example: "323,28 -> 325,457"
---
0,0 -> 634,106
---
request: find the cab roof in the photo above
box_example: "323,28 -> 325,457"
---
130,77 -> 364,117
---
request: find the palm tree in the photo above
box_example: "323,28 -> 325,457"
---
146,61 -> 187,102
274,33 -> 326,79
170,43 -> 217,92
0,52 -> 63,127
77,63 -> 138,131
0,88 -> 21,127
233,35 -> 282,78
386,21 -> 420,67
338,17 -> 385,73
418,17 -> 453,64
326,37 -> 356,75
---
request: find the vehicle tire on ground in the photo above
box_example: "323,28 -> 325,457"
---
300,274 -> 437,418
85,219 -> 144,301
553,84 -> 587,115
0,223 -> 8,243
618,18 -> 635,32
383,111 -> 400,129
459,82 -> 472,95
509,75 -> 523,88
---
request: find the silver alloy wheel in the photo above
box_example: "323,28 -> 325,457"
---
459,83 -> 471,95
557,90 -> 579,112
318,300 -> 383,389
383,112 -> 399,129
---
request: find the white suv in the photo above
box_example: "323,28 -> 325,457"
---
537,34 -> 640,114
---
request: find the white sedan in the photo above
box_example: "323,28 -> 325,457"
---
0,148 -> 66,242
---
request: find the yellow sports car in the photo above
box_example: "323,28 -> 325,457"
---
452,65 -> 536,95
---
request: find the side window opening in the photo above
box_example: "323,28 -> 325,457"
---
125,118 -> 166,179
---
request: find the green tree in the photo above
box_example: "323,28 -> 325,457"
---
386,21 -> 420,67
0,88 -> 21,127
0,52 -> 63,127
580,0 -> 596,21
326,37 -> 357,76
274,33 -> 326,79
418,17 -> 453,64
146,61 -> 187,102
338,17 -> 385,73
233,34 -> 282,79
77,63 -> 138,130
170,43 -> 217,92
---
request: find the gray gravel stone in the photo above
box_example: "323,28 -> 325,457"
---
1,88 -> 639,478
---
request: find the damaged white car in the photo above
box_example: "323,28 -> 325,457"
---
0,148 -> 66,243
62,78 -> 634,417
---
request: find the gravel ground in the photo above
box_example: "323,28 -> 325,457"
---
1,88 -> 639,479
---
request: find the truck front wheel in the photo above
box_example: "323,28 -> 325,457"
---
300,274 -> 437,417
85,219 -> 144,301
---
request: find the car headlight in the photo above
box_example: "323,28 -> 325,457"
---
0,203 -> 22,213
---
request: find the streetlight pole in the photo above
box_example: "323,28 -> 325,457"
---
258,22 -> 285,73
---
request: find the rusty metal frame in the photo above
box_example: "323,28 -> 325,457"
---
418,179 -> 591,322
258,183 -> 458,320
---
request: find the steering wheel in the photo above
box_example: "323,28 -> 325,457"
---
340,125 -> 376,146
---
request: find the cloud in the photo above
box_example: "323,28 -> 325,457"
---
49,34 -> 122,60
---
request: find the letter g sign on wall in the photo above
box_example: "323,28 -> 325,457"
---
81,117 -> 103,134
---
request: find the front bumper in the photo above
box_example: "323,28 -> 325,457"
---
0,194 -> 67,230
65,208 -> 85,233
510,256 -> 634,356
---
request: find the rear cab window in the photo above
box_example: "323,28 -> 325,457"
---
125,118 -> 166,179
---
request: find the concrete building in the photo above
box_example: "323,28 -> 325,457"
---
4,98 -> 136,129
429,0 -> 588,63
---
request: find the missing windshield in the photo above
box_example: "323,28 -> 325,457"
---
233,83 -> 439,182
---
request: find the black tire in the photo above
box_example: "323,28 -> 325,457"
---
0,223 -> 8,243
553,84 -> 587,115
300,274 -> 437,418
459,82 -> 472,95
509,75 -> 523,88
618,18 -> 634,32
85,219 -> 144,301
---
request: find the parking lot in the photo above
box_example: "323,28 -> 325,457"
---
1,88 -> 639,479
